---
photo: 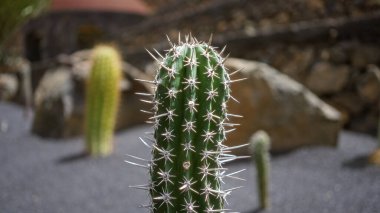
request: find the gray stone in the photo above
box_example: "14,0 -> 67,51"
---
0,120 -> 9,133
306,62 -> 350,95
0,74 -> 18,100
32,68 -> 77,138
0,57 -> 32,105
224,58 -> 342,154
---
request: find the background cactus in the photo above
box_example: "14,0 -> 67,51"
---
127,35 -> 246,212
378,115 -> 380,148
250,130 -> 271,209
85,45 -> 122,157
369,113 -> 380,165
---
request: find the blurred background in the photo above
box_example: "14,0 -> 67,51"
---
1,0 -> 380,212
2,0 -> 380,136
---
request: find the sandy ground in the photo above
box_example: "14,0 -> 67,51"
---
0,102 -> 379,213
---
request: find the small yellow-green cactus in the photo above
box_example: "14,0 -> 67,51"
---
85,45 -> 122,157
250,130 -> 271,209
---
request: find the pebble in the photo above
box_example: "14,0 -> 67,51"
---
0,120 -> 9,133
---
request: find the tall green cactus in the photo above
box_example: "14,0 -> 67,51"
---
85,45 -> 122,157
250,130 -> 271,209
127,35 -> 245,212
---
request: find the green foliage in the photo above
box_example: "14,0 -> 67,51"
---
0,0 -> 50,49
129,35 -> 244,212
250,130 -> 271,209
85,45 -> 122,157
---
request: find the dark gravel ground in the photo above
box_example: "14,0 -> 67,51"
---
0,102 -> 379,213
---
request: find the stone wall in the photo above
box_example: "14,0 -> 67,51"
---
22,11 -> 147,91
124,0 -> 380,51
236,41 -> 380,134
24,11 -> 147,61
123,0 -> 380,134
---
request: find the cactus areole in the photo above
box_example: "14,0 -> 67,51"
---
129,35 -> 244,212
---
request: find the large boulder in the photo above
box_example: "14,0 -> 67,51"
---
32,50 -> 151,138
224,58 -> 342,154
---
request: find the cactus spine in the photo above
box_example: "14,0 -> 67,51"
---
250,130 -> 271,209
85,45 -> 122,157
128,35 -> 245,212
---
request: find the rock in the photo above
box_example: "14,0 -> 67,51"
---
34,68 -> 73,108
306,62 -> 350,95
307,0 -> 324,11
281,47 -> 314,82
32,68 -> 77,138
351,45 -> 380,68
0,120 -> 9,133
0,74 -> 18,100
357,65 -> 380,103
32,51 -> 151,138
224,58 -> 342,154
329,43 -> 350,64
323,102 -> 351,126
327,92 -> 364,115
0,57 -> 32,105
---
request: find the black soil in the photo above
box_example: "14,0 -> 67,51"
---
0,102 -> 379,213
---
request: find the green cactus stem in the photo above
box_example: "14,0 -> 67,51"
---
127,35 -> 246,212
85,45 -> 122,157
378,114 -> 380,148
250,130 -> 271,209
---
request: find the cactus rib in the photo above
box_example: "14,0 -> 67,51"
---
85,45 -> 122,156
250,131 -> 271,209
